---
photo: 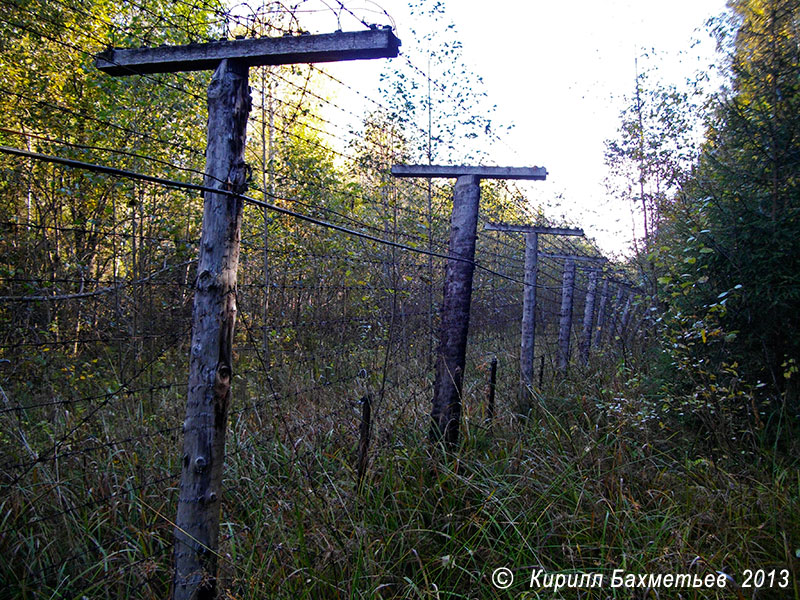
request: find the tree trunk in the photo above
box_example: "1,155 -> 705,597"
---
619,290 -> 633,340
608,286 -> 625,342
172,59 -> 251,600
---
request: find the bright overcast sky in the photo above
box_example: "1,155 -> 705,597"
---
318,0 -> 730,256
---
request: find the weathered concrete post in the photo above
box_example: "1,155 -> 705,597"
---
483,224 -> 583,400
579,269 -> 599,364
391,165 -> 547,445
434,174 -> 480,444
593,278 -> 610,349
521,231 -> 539,393
608,285 -> 625,342
626,300 -> 649,345
538,253 -> 605,373
620,288 -> 633,337
98,28 -> 401,600
557,259 -> 576,373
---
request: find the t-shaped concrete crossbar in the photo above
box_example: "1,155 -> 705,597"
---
96,28 -> 401,75
539,252 -> 607,263
391,164 -> 547,180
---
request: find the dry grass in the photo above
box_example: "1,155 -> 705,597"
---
2,343 -> 799,599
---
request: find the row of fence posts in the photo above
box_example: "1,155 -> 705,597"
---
475,263 -> 637,422
392,167 -> 640,442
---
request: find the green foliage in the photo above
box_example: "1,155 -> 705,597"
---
607,0 -> 800,430
0,0 -> 217,376
378,0 -> 509,164
689,0 -> 800,393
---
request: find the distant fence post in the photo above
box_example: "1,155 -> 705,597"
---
579,268 -> 598,364
557,259 -> 576,374
619,288 -> 633,339
520,231 -> 539,396
540,253 -> 605,372
608,285 -> 624,342
593,278 -> 609,349
482,225 -> 584,401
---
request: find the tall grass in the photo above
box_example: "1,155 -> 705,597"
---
2,340 -> 798,599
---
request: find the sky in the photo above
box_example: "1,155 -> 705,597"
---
308,0 -> 731,256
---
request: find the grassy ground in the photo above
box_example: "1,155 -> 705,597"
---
216,379 -> 799,599
2,347 -> 799,599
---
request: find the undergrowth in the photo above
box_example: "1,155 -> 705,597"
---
2,346 -> 799,599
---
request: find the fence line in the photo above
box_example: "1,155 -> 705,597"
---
0,3 -> 649,596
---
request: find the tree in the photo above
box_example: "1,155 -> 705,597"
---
604,63 -> 703,300
0,0 -> 218,367
645,0 -> 800,426
698,0 -> 800,394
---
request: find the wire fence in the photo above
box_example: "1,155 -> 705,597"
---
0,1 -> 651,597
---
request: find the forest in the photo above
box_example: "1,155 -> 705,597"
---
0,0 -> 797,598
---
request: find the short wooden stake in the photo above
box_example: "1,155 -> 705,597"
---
538,354 -> 545,387
487,356 -> 497,424
356,394 -> 372,492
